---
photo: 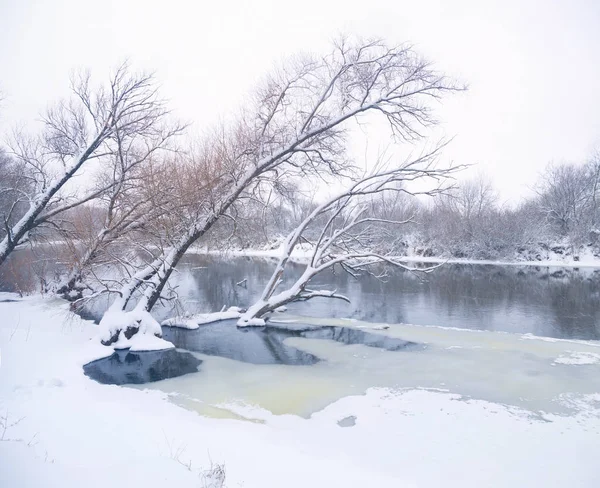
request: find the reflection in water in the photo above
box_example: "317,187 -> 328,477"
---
83,349 -> 202,385
163,321 -> 320,365
169,256 -> 600,340
3,249 -> 600,339
162,321 -> 420,365
294,325 -> 420,351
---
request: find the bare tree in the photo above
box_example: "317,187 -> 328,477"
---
357,186 -> 424,254
535,162 -> 595,248
56,160 -> 178,300
54,107 -> 183,300
584,149 -> 600,235
238,147 -> 461,325
0,149 -> 33,243
447,174 -> 498,223
96,36 -> 463,347
423,174 -> 499,257
0,63 -> 171,266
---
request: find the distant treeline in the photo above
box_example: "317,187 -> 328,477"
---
207,154 -> 600,261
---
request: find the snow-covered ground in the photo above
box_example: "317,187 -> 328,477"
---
192,240 -> 600,268
1,294 -> 600,487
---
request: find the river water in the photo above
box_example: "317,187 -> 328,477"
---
171,254 -> 600,340
146,255 -> 600,418
3,251 -> 600,418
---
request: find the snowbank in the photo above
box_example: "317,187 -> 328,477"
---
188,242 -> 600,269
1,295 -> 599,487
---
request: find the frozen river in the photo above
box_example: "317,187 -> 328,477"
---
78,255 -> 600,419
3,251 -> 600,419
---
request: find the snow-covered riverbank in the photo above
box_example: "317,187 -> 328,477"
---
191,242 -> 600,269
1,294 -> 600,487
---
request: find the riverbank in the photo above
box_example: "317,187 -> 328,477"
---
190,242 -> 600,269
1,294 -> 599,487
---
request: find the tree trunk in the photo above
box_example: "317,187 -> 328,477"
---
0,136 -> 105,267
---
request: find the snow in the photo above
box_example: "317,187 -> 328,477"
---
237,317 -> 266,327
190,242 -> 319,263
97,303 -> 167,350
554,351 -> 600,365
189,242 -> 600,269
161,307 -> 243,329
354,323 -> 390,330
270,316 -> 390,331
521,332 -> 600,347
128,334 -> 175,352
395,255 -> 600,268
1,295 -> 600,487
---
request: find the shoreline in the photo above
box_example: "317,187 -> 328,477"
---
188,246 -> 600,269
2,295 -> 600,487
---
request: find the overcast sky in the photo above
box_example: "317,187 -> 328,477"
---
1,0 -> 599,203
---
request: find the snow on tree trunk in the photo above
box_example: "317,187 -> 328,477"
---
94,38 -> 462,342
57,243 -> 102,301
237,265 -> 350,326
238,150 -> 457,326
1,65 -> 170,267
0,196 -> 56,266
93,231 -> 194,347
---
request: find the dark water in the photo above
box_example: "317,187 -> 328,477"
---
2,248 -> 600,340
83,320 -> 419,384
83,349 -> 202,385
169,255 -> 600,340
162,321 -> 420,365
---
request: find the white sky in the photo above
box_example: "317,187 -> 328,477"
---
1,0 -> 599,203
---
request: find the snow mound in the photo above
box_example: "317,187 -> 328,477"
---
129,334 -> 175,352
237,317 -> 266,327
554,351 -> 600,365
97,305 -> 170,350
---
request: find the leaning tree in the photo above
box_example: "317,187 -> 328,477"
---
95,37 -> 463,347
0,63 -> 173,267
238,146 -> 462,325
55,109 -> 184,300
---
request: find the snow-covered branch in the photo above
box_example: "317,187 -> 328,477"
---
0,64 -> 175,267
238,148 -> 461,325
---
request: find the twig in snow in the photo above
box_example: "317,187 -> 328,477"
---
0,411 -> 25,442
